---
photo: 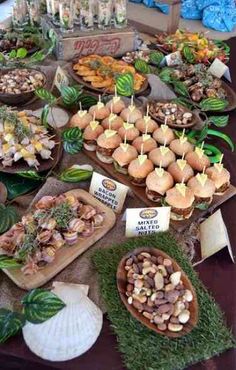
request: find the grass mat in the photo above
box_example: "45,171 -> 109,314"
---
93,232 -> 235,370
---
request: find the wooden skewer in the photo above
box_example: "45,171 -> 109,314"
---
181,152 -> 185,160
202,166 -> 206,174
131,95 -> 134,107
115,85 -> 117,98
219,153 -> 224,164
79,102 -> 82,111
146,104 -> 149,117
124,133 -> 127,145
159,161 -> 162,169
141,143 -> 144,156
181,128 -> 186,139
93,112 -> 95,121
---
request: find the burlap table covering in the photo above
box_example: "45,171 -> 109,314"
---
0,61 -> 198,313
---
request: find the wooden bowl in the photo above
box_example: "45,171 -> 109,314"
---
148,100 -> 199,129
0,68 -> 46,106
117,247 -> 199,338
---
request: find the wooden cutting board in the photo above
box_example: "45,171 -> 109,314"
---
2,189 -> 116,290
83,148 -> 236,232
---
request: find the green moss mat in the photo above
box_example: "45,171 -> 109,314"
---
93,232 -> 235,370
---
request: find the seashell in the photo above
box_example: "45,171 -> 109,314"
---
93,213 -> 104,227
22,287 -> 103,361
51,282 -> 89,302
63,231 -> 78,245
69,218 -> 85,233
37,230 -> 52,244
35,196 -> 55,209
41,218 -> 57,230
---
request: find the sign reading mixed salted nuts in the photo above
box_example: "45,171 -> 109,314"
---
125,207 -> 171,238
53,66 -> 69,92
89,172 -> 129,213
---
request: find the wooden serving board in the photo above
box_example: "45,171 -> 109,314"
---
2,189 -> 116,290
83,148 -> 236,232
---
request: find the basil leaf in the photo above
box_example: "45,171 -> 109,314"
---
61,86 -> 82,106
173,81 -> 189,97
62,127 -> 83,154
0,204 -> 20,234
40,104 -> 50,128
22,289 -> 66,324
17,170 -> 43,181
208,115 -> 229,127
0,309 -> 25,343
59,167 -> 93,182
0,255 -> 22,269
0,172 -> 40,201
35,88 -> 56,104
16,48 -> 28,59
79,94 -> 97,109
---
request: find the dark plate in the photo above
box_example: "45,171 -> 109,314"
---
0,130 -> 62,174
0,68 -> 46,106
117,247 -> 199,338
148,99 -> 198,129
68,64 -> 149,96
221,81 -> 236,112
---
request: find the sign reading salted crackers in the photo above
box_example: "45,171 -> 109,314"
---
125,207 -> 170,238
89,172 -> 129,213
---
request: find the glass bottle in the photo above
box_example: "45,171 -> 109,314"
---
27,0 -> 41,26
98,0 -> 112,30
51,0 -> 60,26
45,0 -> 52,17
114,0 -> 127,28
80,0 -> 94,31
12,0 -> 29,30
74,0 -> 80,26
59,0 -> 74,33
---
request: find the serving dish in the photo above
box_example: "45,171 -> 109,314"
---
117,247 -> 198,338
0,189 -> 116,289
0,68 -> 46,106
69,54 -> 148,96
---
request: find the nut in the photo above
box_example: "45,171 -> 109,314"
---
178,309 -> 190,324
143,260 -> 152,268
143,266 -> 156,275
170,271 -> 181,286
168,323 -> 183,332
127,296 -> 133,305
143,311 -> 153,320
126,257 -> 133,266
153,315 -> 164,324
126,283 -> 134,292
157,265 -> 167,276
165,290 -> 180,303
134,280 -> 143,289
165,283 -> 175,292
183,289 -> 193,302
154,272 -> 164,290
141,252 -> 151,258
173,301 -> 185,317
162,313 -> 171,321
163,258 -> 172,267
170,316 -> 180,324
132,299 -> 144,311
155,298 -> 168,306
156,303 -> 173,315
157,323 -> 167,331
132,294 -> 147,304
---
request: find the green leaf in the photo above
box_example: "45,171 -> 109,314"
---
149,51 -> 164,66
199,98 -> 229,112
196,125 -> 209,144
29,50 -> 45,63
195,202 -> 210,211
0,204 -> 20,234
207,129 -> 235,152
0,53 -> 5,62
16,48 -> 28,59
116,73 -> 134,96
61,86 -> 82,106
8,50 -> 17,59
59,166 -> 93,182
17,170 -> 43,180
0,172 -> 41,201
173,81 -> 189,97
0,255 -> 22,269
62,127 -> 83,154
0,309 -> 25,343
35,88 -> 56,104
183,46 -> 195,64
158,68 -> 173,83
79,94 -> 98,109
171,97 -> 193,110
208,115 -> 229,127
203,143 -> 223,163
134,59 -> 150,74
40,104 -> 50,128
22,289 -> 66,324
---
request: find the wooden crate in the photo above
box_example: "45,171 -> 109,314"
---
41,15 -> 138,61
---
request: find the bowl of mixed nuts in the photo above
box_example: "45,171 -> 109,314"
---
0,68 -> 46,106
117,247 -> 198,338
149,101 -> 197,129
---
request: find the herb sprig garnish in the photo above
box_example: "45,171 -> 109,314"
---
50,202 -> 74,229
0,106 -> 31,140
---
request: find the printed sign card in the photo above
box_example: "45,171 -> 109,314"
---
125,207 -> 170,238
194,209 -> 234,265
53,66 -> 70,91
208,58 -> 232,82
89,172 -> 129,213
165,51 -> 183,67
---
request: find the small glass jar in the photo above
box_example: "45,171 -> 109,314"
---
114,0 -> 127,28
80,0 -> 94,31
93,0 -> 98,24
59,0 -> 74,33
12,0 -> 29,30
74,0 -> 80,26
27,0 -> 41,26
98,0 -> 112,30
45,0 -> 52,17
51,0 -> 60,26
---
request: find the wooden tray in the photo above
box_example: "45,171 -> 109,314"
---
68,64 -> 149,96
117,247 -> 198,338
83,148 -> 236,232
0,131 -> 62,174
2,189 -> 116,290
221,81 -> 236,112
148,100 -> 199,129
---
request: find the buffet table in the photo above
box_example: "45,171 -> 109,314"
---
0,34 -> 235,370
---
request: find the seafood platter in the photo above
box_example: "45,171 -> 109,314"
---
0,189 -> 116,289
69,95 -> 235,231
70,54 -> 148,95
0,107 -> 61,172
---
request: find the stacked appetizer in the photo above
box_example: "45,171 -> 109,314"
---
69,96 -> 231,221
0,108 -> 56,168
0,193 -> 105,275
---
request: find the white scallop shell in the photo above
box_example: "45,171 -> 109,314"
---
22,287 -> 102,361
